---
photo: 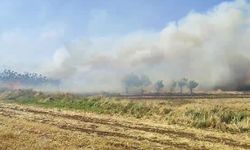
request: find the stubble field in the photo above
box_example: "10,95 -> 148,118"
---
0,90 -> 249,150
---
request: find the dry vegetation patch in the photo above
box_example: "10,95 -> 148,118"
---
0,90 -> 249,149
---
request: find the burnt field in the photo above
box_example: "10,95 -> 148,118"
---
114,93 -> 250,100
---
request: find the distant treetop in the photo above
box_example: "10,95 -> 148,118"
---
0,69 -> 60,88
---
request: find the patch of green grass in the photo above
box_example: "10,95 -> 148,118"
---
11,94 -> 153,118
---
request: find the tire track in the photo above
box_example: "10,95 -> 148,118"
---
0,108 -> 192,150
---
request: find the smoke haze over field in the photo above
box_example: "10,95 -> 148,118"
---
40,0 -> 250,92
1,0 -> 250,92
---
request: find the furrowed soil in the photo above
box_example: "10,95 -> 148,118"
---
0,102 -> 249,150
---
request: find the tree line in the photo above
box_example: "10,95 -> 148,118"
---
122,73 -> 199,95
0,69 -> 60,88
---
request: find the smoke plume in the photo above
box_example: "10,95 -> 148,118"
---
42,0 -> 250,92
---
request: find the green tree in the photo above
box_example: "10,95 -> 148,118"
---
155,80 -> 164,93
122,73 -> 141,94
178,78 -> 188,94
187,80 -> 199,94
139,75 -> 151,95
122,74 -> 151,94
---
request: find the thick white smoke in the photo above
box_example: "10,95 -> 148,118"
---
42,0 -> 250,92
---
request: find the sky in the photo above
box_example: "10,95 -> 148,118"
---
2,0 -> 250,92
0,0 -> 232,69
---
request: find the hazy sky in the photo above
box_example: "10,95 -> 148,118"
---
0,0 -> 232,70
3,0 -> 250,92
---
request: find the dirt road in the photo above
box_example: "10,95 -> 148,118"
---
0,102 -> 249,150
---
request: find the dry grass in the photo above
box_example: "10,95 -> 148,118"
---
0,103 -> 249,150
0,90 -> 249,149
2,89 -> 249,133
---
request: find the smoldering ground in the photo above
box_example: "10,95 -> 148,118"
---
36,0 -> 250,92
